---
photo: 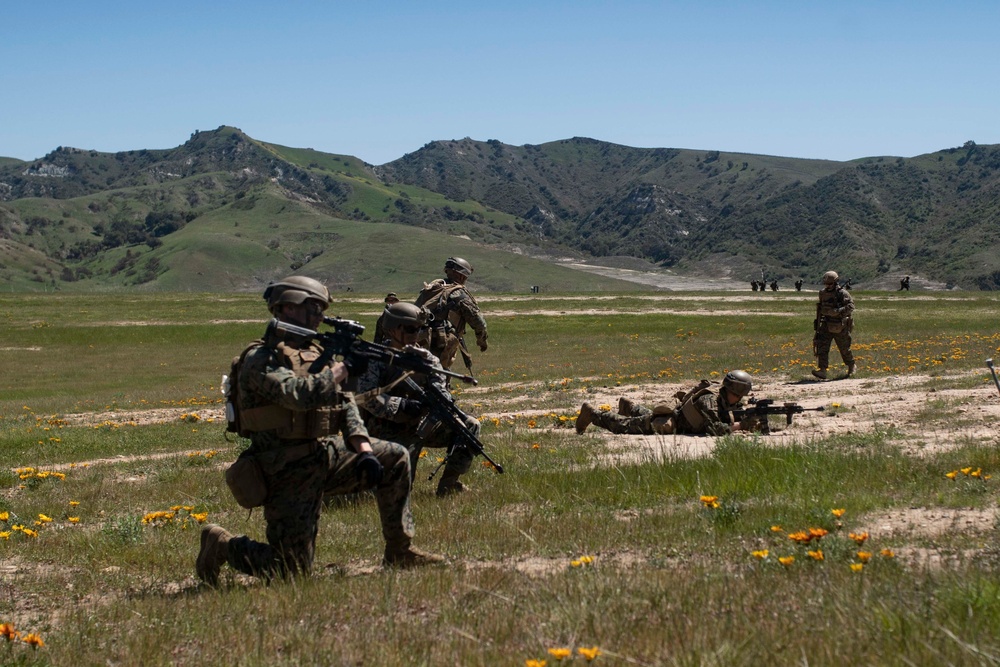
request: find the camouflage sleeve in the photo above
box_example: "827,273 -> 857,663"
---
694,393 -> 734,437
354,355 -> 417,423
241,346 -> 340,411
452,289 -> 488,344
340,396 -> 370,441
839,289 -> 855,317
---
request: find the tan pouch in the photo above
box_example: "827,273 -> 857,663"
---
225,453 -> 268,509
825,319 -> 845,334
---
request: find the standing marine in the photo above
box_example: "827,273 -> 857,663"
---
196,276 -> 442,586
414,257 -> 488,370
812,270 -> 856,380
575,370 -> 759,436
355,302 -> 480,496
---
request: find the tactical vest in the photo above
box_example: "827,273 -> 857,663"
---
675,379 -> 717,431
415,279 -> 472,330
235,341 -> 345,439
818,287 -> 848,318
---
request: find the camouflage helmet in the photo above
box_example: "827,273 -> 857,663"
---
262,276 -> 331,313
722,370 -> 753,399
822,271 -> 839,285
444,257 -> 473,278
381,302 -> 433,331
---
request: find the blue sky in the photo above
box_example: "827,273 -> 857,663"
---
2,1 -> 998,165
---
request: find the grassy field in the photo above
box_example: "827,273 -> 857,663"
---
2,290 -> 1000,666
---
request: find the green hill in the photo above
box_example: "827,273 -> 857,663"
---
3,128 -> 999,291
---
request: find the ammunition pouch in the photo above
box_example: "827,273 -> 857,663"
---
239,404 -> 344,439
825,319 -> 846,334
225,452 -> 268,509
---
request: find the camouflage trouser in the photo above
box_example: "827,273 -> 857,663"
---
814,328 -> 854,370
227,436 -> 413,579
590,406 -> 674,435
427,328 -> 460,370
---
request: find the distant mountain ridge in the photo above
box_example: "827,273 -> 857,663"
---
2,127 -> 998,291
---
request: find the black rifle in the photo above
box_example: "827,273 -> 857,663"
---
269,317 -> 478,386
731,398 -> 824,435
400,376 -> 504,478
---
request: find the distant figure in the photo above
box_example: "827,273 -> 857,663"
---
751,280 -> 759,292
414,257 -> 488,371
812,270 -> 855,380
843,278 -> 853,291
794,280 -> 803,292
770,280 -> 778,292
899,276 -> 910,291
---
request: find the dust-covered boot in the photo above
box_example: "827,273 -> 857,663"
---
811,369 -> 827,380
618,397 -> 638,416
575,402 -> 595,434
196,524 -> 233,586
846,362 -> 856,377
383,544 -> 446,568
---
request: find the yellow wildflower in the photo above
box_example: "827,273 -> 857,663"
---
68,517 -> 80,524
22,528 -> 38,538
778,556 -> 795,566
578,646 -> 602,660
831,508 -> 846,518
808,527 -> 829,539
547,648 -> 572,660
807,550 -> 824,561
22,632 -> 44,648
0,532 -> 10,540
1,623 -> 18,641
0,511 -> 8,521
699,495 -> 718,506
945,470 -> 958,480
850,563 -> 864,572
69,501 -> 80,507
961,467 -> 974,475
751,549 -> 769,559
770,525 -> 783,533
857,551 -> 872,563
526,660 -> 547,667
849,531 -> 869,545
880,549 -> 895,558
38,514 -> 53,523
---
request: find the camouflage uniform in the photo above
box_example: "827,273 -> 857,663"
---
813,282 -> 856,374
581,382 -> 742,436
355,347 -> 476,492
415,278 -> 488,370
226,327 -> 414,578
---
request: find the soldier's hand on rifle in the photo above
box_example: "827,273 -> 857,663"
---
398,398 -> 423,417
355,452 -> 384,485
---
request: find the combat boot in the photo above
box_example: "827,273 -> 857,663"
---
618,397 -> 637,416
575,403 -> 595,434
811,369 -> 827,380
196,523 -> 233,586
383,545 -> 446,568
846,362 -> 856,377
436,471 -> 470,497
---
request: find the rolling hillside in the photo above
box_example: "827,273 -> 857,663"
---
2,127 -> 999,291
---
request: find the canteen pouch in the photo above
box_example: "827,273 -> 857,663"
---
225,453 -> 267,509
825,319 -> 845,334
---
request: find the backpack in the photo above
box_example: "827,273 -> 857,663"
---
222,340 -> 262,436
414,279 -> 465,320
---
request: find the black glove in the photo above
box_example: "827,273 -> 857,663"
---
355,452 -> 383,485
398,398 -> 423,417
342,352 -> 368,376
